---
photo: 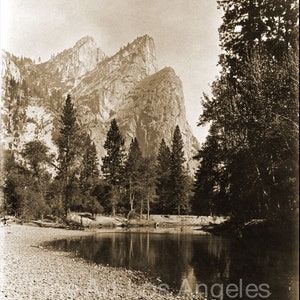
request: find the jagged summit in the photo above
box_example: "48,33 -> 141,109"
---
74,36 -> 97,48
118,65 -> 198,171
1,34 -> 199,174
73,34 -> 158,110
145,66 -> 176,77
134,66 -> 181,89
131,34 -> 154,45
50,35 -> 104,61
103,34 -> 158,75
34,36 -> 106,89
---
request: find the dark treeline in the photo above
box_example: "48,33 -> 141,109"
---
3,94 -> 192,220
192,0 -> 299,222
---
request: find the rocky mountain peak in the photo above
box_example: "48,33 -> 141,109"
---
1,34 -> 199,174
51,35 -> 105,62
74,35 -> 97,48
36,36 -> 106,89
134,66 -> 182,90
117,65 -> 199,171
72,35 -> 159,123
108,34 -> 158,76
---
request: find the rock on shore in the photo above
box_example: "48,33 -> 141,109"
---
0,224 -> 183,299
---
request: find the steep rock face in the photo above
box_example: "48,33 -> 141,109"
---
13,105 -> 56,154
0,53 -> 56,155
118,67 -> 199,171
1,34 -> 199,173
70,35 -> 159,159
36,36 -> 106,90
72,35 -> 157,121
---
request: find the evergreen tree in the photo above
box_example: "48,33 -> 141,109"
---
217,0 -> 298,74
3,151 -> 26,216
122,138 -> 158,218
155,138 -> 171,214
101,119 -> 126,215
56,94 -> 81,216
169,126 -> 191,215
192,124 -> 230,216
21,140 -> 51,219
92,179 -> 111,213
197,0 -> 299,220
80,134 -> 100,192
139,157 -> 157,219
124,138 -> 143,212
80,134 -> 102,214
22,141 -> 50,177
3,142 -> 52,220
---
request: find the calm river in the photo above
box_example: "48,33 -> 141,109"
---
49,228 -> 298,299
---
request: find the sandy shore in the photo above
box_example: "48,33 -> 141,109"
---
0,224 -> 185,300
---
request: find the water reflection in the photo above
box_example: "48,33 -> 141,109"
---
49,229 -> 298,299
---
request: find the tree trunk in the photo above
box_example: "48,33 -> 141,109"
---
140,199 -> 143,219
129,177 -> 134,210
147,198 -> 150,220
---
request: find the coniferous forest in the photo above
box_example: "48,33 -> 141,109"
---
3,94 -> 192,219
2,0 -> 298,227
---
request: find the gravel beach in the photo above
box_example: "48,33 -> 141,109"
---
0,224 -> 184,300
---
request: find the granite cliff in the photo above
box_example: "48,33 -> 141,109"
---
1,34 -> 199,173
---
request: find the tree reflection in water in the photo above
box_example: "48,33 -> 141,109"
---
49,229 -> 297,299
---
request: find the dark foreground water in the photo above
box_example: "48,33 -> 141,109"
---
49,228 -> 298,299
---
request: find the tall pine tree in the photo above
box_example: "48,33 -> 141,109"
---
80,134 -> 99,192
80,134 -> 102,214
192,124 -> 230,216
101,119 -> 125,215
21,140 -> 51,218
56,94 -> 81,216
3,151 -> 28,217
125,138 -> 143,212
139,157 -> 157,219
155,138 -> 171,214
169,126 -> 191,215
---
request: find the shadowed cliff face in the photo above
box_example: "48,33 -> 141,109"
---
118,67 -> 199,171
1,34 -> 199,173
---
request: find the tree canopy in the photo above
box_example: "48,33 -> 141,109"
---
194,0 -> 299,220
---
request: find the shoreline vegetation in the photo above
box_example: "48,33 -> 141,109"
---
1,213 -> 229,230
2,212 -> 297,239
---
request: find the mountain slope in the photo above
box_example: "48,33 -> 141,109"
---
118,67 -> 199,170
1,34 -> 199,173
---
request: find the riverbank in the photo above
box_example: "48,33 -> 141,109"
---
66,212 -> 228,228
0,224 -> 190,299
201,217 -> 299,246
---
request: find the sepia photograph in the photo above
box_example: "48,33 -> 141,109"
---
0,0 -> 298,299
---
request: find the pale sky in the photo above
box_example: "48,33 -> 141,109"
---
0,0 -> 223,144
